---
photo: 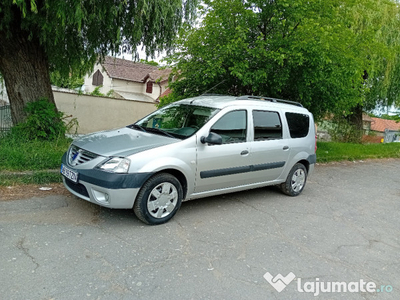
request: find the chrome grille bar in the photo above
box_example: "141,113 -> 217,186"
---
68,145 -> 99,166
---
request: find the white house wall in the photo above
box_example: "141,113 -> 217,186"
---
83,64 -> 113,94
112,79 -> 143,94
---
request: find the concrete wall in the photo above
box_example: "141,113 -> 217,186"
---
54,91 -> 157,134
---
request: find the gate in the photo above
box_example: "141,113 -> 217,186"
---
0,105 -> 12,136
384,129 -> 400,143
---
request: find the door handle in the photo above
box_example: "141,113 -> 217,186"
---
240,150 -> 249,155
283,146 -> 289,150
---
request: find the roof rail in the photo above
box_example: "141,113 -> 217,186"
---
236,95 -> 303,107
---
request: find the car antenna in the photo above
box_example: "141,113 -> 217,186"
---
190,80 -> 227,104
201,80 -> 227,96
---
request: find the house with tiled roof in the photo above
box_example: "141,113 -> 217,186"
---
84,56 -> 171,102
368,117 -> 400,142
370,117 -> 400,134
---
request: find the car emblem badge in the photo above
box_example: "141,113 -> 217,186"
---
71,150 -> 81,165
72,152 -> 79,161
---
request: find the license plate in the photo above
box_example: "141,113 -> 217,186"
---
61,164 -> 78,183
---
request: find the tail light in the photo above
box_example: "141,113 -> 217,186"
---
315,134 -> 318,153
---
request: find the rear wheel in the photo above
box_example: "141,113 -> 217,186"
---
133,173 -> 183,225
280,163 -> 307,196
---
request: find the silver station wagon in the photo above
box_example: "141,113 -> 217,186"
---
61,95 -> 317,225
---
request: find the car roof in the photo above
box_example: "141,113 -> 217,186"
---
175,95 -> 310,113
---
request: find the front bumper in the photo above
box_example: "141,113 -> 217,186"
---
61,153 -> 152,209
62,176 -> 140,208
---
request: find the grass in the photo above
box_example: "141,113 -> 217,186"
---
316,142 -> 400,163
0,171 -> 62,186
0,135 -> 71,171
0,135 -> 70,186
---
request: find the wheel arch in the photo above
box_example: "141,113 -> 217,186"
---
297,159 -> 310,173
151,168 -> 189,200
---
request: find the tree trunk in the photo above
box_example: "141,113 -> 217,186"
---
347,104 -> 363,142
0,25 -> 55,125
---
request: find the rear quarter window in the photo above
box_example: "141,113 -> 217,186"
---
285,112 -> 310,138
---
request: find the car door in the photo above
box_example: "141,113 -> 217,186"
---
247,109 -> 290,182
195,109 -> 252,193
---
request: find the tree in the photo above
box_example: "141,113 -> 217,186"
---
0,0 -> 197,125
163,0 -> 400,123
362,3 -> 400,111
50,71 -> 84,90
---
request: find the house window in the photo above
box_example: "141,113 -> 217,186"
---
146,81 -> 153,93
92,70 -> 103,86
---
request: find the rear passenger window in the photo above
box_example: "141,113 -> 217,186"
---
253,110 -> 282,140
286,112 -> 310,138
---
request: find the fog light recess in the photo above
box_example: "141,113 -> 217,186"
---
92,189 -> 110,204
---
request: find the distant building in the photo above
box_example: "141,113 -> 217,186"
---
0,79 -> 9,105
370,117 -> 400,136
83,56 -> 171,102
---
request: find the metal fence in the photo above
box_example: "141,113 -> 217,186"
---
0,105 -> 12,136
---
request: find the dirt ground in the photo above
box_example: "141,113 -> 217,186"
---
0,183 -> 70,201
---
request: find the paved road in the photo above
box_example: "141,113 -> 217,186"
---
0,159 -> 399,300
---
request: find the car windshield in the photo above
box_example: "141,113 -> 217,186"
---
132,104 -> 220,139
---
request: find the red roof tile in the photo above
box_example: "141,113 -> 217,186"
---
158,88 -> 172,99
371,117 -> 400,132
101,56 -> 158,83
148,69 -> 172,83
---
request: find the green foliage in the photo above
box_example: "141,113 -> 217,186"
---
317,142 -> 400,163
106,89 -> 115,97
0,171 -> 62,186
139,59 -> 159,67
165,0 -> 400,119
0,0 -> 198,81
90,86 -> 105,97
0,134 -> 71,171
158,90 -> 185,107
380,114 -> 400,122
11,98 -> 76,141
50,71 -> 84,90
327,117 -> 364,143
89,87 -> 120,98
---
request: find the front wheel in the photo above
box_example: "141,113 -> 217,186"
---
133,173 -> 183,225
280,163 -> 307,196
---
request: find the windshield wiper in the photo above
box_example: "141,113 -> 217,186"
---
129,124 -> 147,132
145,127 -> 177,139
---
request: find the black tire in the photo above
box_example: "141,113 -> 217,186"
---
133,173 -> 183,225
280,163 -> 307,196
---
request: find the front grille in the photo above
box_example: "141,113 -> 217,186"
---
69,145 -> 98,166
65,178 -> 90,198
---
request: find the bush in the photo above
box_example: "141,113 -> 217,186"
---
157,91 -> 184,108
327,117 -> 363,143
90,86 -> 105,96
11,98 -> 77,141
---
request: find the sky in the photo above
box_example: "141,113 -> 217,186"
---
116,45 -> 166,65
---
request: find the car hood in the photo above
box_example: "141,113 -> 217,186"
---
72,127 -> 179,157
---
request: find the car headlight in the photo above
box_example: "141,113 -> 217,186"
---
99,157 -> 131,173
